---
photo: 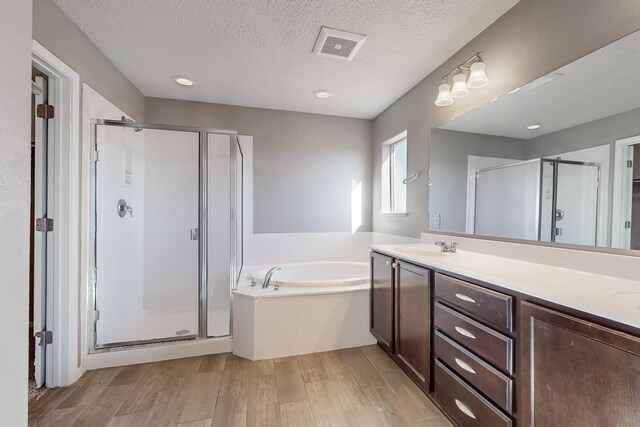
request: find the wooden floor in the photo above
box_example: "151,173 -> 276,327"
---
29,345 -> 453,427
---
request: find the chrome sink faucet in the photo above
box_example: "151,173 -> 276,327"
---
435,241 -> 457,253
261,266 -> 282,288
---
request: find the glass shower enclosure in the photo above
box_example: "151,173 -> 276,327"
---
92,120 -> 242,349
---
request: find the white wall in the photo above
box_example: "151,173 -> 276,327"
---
0,0 -> 32,424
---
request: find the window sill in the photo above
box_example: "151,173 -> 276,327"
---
380,212 -> 409,217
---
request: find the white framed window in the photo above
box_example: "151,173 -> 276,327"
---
382,131 -> 408,214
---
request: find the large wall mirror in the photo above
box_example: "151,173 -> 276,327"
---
429,30 -> 640,253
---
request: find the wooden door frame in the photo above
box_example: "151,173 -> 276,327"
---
31,40 -> 81,387
612,135 -> 639,249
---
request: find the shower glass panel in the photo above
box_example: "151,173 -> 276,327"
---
539,161 -> 555,242
95,125 -> 200,347
474,160 -> 540,240
551,162 -> 600,245
207,133 -> 231,337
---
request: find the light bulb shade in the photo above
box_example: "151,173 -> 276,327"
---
467,61 -> 489,89
451,72 -> 470,98
435,83 -> 454,106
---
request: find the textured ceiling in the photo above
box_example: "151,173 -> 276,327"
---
441,30 -> 640,139
53,0 -> 517,119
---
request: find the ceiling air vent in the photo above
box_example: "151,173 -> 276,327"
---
312,26 -> 367,61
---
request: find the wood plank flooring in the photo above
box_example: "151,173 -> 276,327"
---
29,345 -> 453,427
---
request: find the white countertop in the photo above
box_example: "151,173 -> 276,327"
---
369,243 -> 640,331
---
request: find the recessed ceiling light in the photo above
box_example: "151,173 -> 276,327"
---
314,90 -> 332,99
508,87 -> 520,94
174,76 -> 194,86
527,124 -> 542,130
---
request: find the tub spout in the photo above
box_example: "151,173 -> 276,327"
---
261,266 -> 282,288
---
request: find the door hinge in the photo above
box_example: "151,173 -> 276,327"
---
625,220 -> 632,229
93,309 -> 100,322
34,330 -> 53,346
628,160 -> 634,168
190,228 -> 200,241
94,150 -> 101,162
36,103 -> 55,119
35,217 -> 54,232
554,227 -> 563,237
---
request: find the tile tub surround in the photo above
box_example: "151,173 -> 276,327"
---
369,243 -> 640,331
233,284 -> 376,361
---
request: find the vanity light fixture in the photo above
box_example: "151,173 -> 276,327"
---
451,72 -> 470,98
314,90 -> 332,99
467,61 -> 490,89
174,76 -> 194,86
435,52 -> 489,107
527,124 -> 542,130
435,81 -> 454,106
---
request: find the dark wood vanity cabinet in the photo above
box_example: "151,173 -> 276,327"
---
370,252 -> 431,391
395,260 -> 431,391
433,273 -> 515,426
370,251 -> 395,353
520,302 -> 640,427
370,251 -> 640,427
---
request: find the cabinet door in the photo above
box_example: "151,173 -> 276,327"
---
395,261 -> 431,391
521,302 -> 640,427
370,252 -> 394,354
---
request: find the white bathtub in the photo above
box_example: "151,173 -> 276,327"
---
252,261 -> 369,288
233,261 -> 376,360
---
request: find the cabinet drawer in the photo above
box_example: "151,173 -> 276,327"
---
435,361 -> 512,427
435,273 -> 513,332
435,303 -> 513,374
435,331 -> 513,413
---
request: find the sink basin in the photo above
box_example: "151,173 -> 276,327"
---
609,292 -> 640,314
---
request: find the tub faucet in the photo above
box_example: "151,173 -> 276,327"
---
261,266 -> 282,288
435,241 -> 457,253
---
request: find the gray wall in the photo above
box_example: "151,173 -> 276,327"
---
146,98 -> 373,233
0,0 -> 32,424
33,0 -> 145,120
430,129 -> 526,233
372,0 -> 640,237
526,106 -> 640,159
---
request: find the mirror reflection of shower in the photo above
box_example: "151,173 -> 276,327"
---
468,158 -> 599,246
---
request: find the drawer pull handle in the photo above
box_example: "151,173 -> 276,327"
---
455,293 -> 476,304
454,358 -> 476,374
454,326 -> 476,339
455,399 -> 477,419
386,260 -> 391,266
